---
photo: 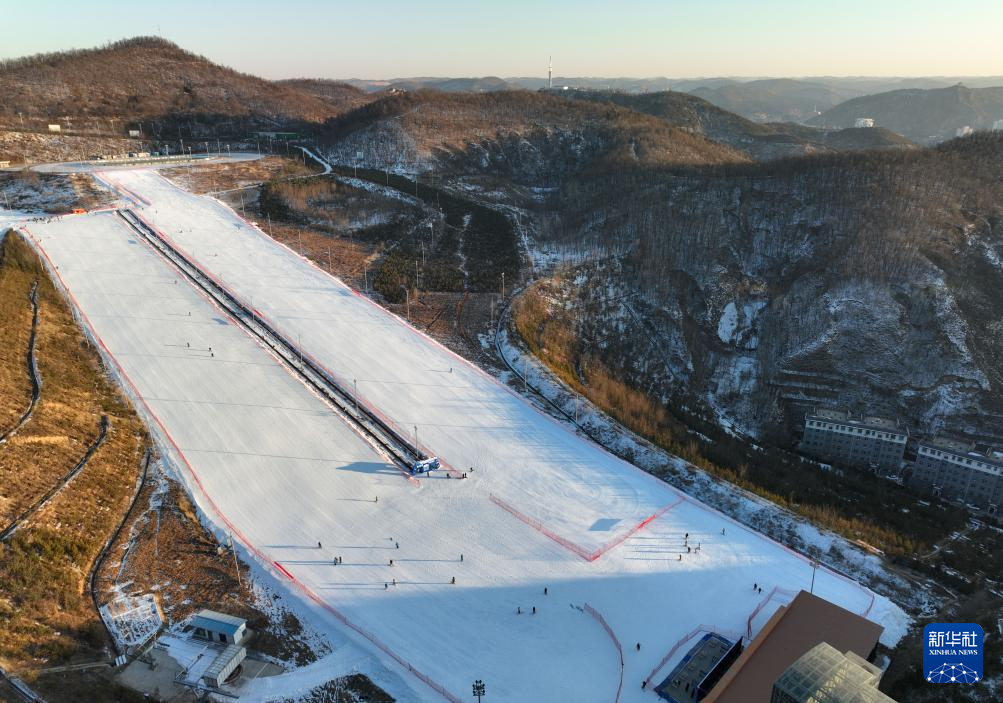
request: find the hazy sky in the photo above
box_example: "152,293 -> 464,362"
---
5,0 -> 1002,79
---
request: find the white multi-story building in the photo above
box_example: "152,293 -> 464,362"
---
854,118 -> 875,128
800,409 -> 907,473
911,438 -> 1003,512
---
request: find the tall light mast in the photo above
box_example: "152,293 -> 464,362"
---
548,56 -> 553,89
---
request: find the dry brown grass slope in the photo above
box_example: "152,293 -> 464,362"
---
0,237 -> 34,434
276,78 -> 377,114
0,37 -> 338,128
0,230 -> 147,670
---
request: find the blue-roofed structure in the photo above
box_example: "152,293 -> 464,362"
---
656,632 -> 742,702
191,609 -> 248,645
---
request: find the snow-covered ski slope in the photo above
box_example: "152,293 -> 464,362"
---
23,169 -> 907,702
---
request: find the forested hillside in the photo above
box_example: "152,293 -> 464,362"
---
319,89 -> 749,177
810,84 -> 1003,143
0,37 -> 340,136
530,134 -> 1003,444
554,89 -> 916,160
319,88 -> 1002,447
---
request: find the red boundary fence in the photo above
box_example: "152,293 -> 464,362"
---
489,494 -> 684,562
139,170 -> 886,622
643,583 -> 872,690
489,494 -> 594,560
642,623 -> 742,690
132,171 -> 882,615
94,172 -> 152,207
591,496 -> 685,560
22,226 -> 463,703
643,625 -> 703,690
583,604 -> 623,703
128,207 -> 466,482
641,621 -> 746,689
746,586 -> 798,639
127,208 -> 430,485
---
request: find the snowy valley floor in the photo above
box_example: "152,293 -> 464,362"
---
11,167 -> 907,702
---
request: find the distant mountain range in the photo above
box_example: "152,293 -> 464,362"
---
344,75 -> 1003,95
551,89 -> 915,160
1,36 -> 998,152
338,75 -> 1003,140
684,79 -> 864,123
809,84 -> 1003,144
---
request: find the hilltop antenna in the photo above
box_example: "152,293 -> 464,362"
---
548,56 -> 553,89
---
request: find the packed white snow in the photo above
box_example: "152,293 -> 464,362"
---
19,168 -> 908,702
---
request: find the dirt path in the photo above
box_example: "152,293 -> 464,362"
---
0,280 -> 41,443
0,415 -> 108,541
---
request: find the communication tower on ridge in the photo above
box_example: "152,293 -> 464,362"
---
548,56 -> 553,89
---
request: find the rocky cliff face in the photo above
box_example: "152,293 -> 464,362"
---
535,138 -> 1003,444
320,90 -> 1003,447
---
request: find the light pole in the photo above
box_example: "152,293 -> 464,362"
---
229,533 -> 242,588
472,680 -> 485,702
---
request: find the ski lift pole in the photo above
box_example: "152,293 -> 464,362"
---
229,533 -> 242,589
